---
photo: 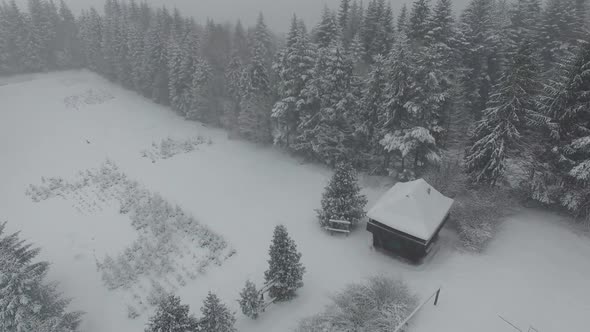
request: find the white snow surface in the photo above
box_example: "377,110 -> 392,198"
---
367,179 -> 454,242
1,71 -> 589,332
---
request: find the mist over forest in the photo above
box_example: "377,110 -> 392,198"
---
12,0 -> 471,31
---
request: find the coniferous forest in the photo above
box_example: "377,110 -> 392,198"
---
1,0 -> 588,224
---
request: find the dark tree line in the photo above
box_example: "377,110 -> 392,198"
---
1,0 -> 588,219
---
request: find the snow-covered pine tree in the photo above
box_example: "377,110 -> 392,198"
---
425,0 -> 460,150
532,42 -> 590,220
56,0 -> 81,69
457,0 -> 504,118
296,41 -> 358,165
360,0 -> 392,62
378,30 -> 445,176
239,41 -> 272,143
0,222 -> 83,332
397,4 -> 409,35
338,0 -> 352,46
264,225 -> 305,301
505,0 -> 542,57
356,54 -> 388,165
78,7 -> 104,74
408,0 -> 432,44
539,0 -> 581,72
224,51 -> 244,131
0,1 -> 29,74
238,280 -> 264,319
253,13 -> 273,68
187,58 -> 213,122
317,161 -> 368,227
145,294 -> 199,332
272,16 -> 316,148
198,292 -> 236,332
465,41 -> 543,185
314,6 -> 340,49
349,32 -> 364,67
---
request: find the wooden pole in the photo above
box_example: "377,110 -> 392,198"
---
434,288 -> 440,306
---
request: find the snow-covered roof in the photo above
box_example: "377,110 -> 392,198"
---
367,179 -> 454,242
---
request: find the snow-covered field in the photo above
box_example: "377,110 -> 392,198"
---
1,71 -> 589,332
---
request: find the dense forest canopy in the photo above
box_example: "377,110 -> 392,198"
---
1,0 -> 588,223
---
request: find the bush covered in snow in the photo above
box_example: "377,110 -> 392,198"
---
295,276 -> 417,332
64,88 -> 114,110
424,157 -> 515,252
140,136 -> 210,162
451,188 -> 515,252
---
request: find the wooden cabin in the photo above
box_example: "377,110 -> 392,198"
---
366,179 -> 454,263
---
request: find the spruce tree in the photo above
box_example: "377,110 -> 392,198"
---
465,42 -> 543,185
264,225 -> 305,301
397,4 -> 409,35
458,0 -> 504,118
272,16 -> 316,148
357,54 -> 388,162
0,222 -> 83,332
533,42 -> 590,219
239,41 -> 272,143
314,6 -> 339,49
188,58 -> 213,122
408,0 -> 432,44
317,162 -> 368,227
145,295 -> 199,332
198,292 -> 236,332
238,280 -> 263,319
296,42 -> 358,165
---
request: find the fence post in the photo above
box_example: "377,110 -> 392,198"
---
434,288 -> 441,306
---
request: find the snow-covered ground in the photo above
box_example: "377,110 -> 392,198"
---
1,71 -> 588,332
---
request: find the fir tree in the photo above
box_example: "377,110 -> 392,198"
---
296,42 -> 358,165
264,225 -> 305,301
408,0 -> 432,44
539,0 -> 580,71
532,42 -> 590,219
458,0 -> 504,118
317,162 -> 368,227
397,4 -> 409,35
357,54 -> 388,161
188,58 -> 213,122
145,295 -> 199,332
0,222 -> 83,332
238,280 -> 263,319
239,41 -> 272,143
272,17 -> 316,148
198,292 -> 236,332
338,0 -> 351,46
314,6 -> 339,49
224,51 -> 244,131
465,42 -> 544,185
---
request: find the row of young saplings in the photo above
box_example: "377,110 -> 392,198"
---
145,224 -> 305,332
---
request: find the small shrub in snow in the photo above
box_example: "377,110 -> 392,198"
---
451,188 -> 514,252
264,225 -> 305,301
238,280 -> 264,319
140,136 -> 209,162
295,276 -> 417,332
198,292 -> 236,332
317,162 -> 368,228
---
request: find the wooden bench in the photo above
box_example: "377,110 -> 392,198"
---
325,219 -> 352,236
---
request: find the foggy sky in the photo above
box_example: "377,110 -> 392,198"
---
14,0 -> 471,33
